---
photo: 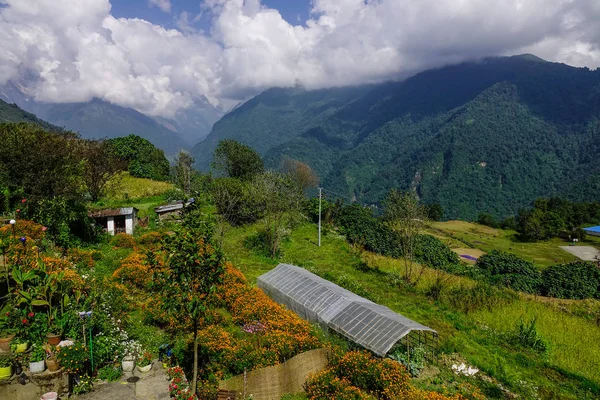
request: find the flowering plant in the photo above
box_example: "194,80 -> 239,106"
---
138,351 -> 153,367
167,366 -> 198,400
73,374 -> 93,395
56,342 -> 88,374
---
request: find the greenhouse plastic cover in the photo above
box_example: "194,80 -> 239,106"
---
257,263 -> 436,356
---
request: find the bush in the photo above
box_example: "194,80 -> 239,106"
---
56,343 -> 88,374
110,233 -> 136,248
97,365 -> 122,382
475,250 -> 541,294
540,261 -> 600,299
510,317 -> 548,353
443,282 -> 518,314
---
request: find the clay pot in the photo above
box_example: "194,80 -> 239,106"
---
46,334 -> 61,346
0,334 -> 14,352
46,359 -> 59,372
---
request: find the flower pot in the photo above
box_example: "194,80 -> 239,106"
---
137,363 -> 152,373
30,360 -> 45,374
0,334 -> 14,352
122,357 -> 135,372
46,359 -> 59,372
46,334 -> 61,346
0,365 -> 12,379
14,342 -> 28,353
41,392 -> 58,400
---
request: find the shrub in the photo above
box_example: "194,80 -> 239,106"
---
110,233 -> 136,248
475,250 -> 541,294
56,343 -> 88,374
540,261 -> 600,299
97,365 -> 122,382
510,317 -> 548,353
442,282 -> 518,314
305,369 -> 368,400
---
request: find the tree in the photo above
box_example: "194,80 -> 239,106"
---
475,250 -> 541,294
105,134 -> 170,181
281,158 -> 319,192
478,213 -> 499,228
81,140 -> 127,202
152,209 -> 224,395
173,150 -> 195,196
383,190 -> 427,284
212,140 -> 264,180
251,171 -> 303,257
426,203 -> 444,221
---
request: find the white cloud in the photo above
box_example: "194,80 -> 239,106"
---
0,0 -> 599,117
149,0 -> 171,13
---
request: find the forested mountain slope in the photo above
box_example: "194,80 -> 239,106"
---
0,99 -> 59,131
196,55 -> 600,218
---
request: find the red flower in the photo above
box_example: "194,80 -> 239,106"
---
16,209 -> 20,213
42,226 -> 47,232
22,318 -> 28,324
28,312 -> 34,318
21,198 -> 26,203
5,312 -> 9,317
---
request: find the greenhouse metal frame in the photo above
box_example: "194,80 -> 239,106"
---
257,264 -> 438,357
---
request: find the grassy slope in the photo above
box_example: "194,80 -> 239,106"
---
427,220 -> 589,268
223,222 -> 600,399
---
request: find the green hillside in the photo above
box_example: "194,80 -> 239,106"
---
192,55 -> 600,219
0,99 -> 59,130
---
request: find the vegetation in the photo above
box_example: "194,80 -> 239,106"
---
212,139 -> 265,180
106,134 -> 171,181
474,250 -> 541,294
193,55 -> 600,220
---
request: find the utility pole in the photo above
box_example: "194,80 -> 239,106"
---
318,187 -> 322,247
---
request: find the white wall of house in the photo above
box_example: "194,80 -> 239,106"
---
125,214 -> 134,235
107,216 -> 115,235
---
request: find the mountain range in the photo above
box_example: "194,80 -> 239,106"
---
192,54 -> 600,220
0,81 -> 222,157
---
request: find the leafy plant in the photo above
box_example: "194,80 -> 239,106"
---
73,374 -> 93,395
540,261 -> 600,299
475,250 -> 541,294
30,344 -> 46,363
388,344 -> 427,377
510,317 -> 548,353
97,365 -> 122,382
56,343 -> 88,374
137,351 -> 153,367
0,354 -> 11,368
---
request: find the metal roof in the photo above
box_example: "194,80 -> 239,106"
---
89,207 -> 137,218
155,202 -> 185,214
257,263 -> 436,356
583,226 -> 600,233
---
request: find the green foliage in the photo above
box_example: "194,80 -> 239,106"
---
73,374 -> 93,395
510,317 -> 548,353
478,213 -> 499,228
212,139 -> 264,180
196,56 -> 600,220
475,250 -> 541,294
0,99 -> 59,130
442,282 -> 518,314
338,204 -> 460,271
388,344 -> 427,377
106,134 -> 170,181
212,177 -> 262,225
540,261 -> 600,299
56,343 -> 88,374
29,344 -> 46,363
97,365 -> 122,382
0,354 -> 11,368
426,203 -> 444,221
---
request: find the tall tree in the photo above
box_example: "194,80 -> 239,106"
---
282,157 -> 319,192
105,134 -> 170,181
251,171 -> 303,257
212,139 -> 264,180
173,150 -> 195,196
383,190 -> 427,285
153,207 -> 223,395
81,140 -> 127,202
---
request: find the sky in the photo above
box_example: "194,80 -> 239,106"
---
1,0 -> 599,117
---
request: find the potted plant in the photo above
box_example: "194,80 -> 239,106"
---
137,351 -> 153,373
0,354 -> 12,379
56,342 -> 87,374
0,306 -> 17,352
46,325 -> 61,346
29,345 -> 46,374
44,344 -> 60,372
11,336 -> 28,353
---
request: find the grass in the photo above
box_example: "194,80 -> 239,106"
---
428,220 -> 581,268
104,172 -> 175,201
222,221 -> 600,399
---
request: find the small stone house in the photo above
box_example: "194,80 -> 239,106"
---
154,200 -> 194,222
89,207 -> 138,235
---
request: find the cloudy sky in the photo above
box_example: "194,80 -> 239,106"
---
1,0 -> 599,117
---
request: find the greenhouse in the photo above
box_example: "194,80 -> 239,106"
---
257,264 -> 437,357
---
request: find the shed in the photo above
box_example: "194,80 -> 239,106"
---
583,226 -> 600,237
257,264 -> 437,357
154,201 -> 185,222
89,207 -> 138,235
